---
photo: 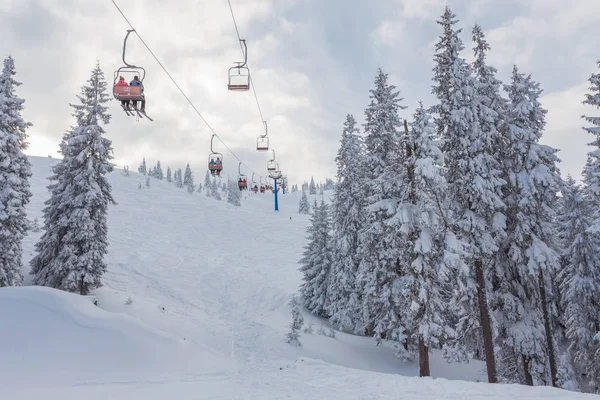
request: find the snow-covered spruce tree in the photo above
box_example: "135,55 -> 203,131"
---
183,164 -> 194,193
227,178 -> 241,206
400,104 -> 462,376
30,61 -> 115,295
183,163 -> 193,187
138,156 -> 147,174
493,64 -> 562,386
166,166 -> 172,182
175,168 -> 183,188
327,114 -> 366,332
211,178 -> 222,200
287,295 -> 304,345
298,189 -> 310,214
557,176 -> 600,392
582,60 -> 600,216
154,161 -> 163,180
356,68 -> 412,351
145,176 -> 150,188
299,199 -> 333,317
203,170 -> 212,196
431,8 -> 506,383
0,56 -> 32,287
309,176 -> 316,195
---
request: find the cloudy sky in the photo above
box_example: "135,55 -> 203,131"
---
2,0 -> 599,185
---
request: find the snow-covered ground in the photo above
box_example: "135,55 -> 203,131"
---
1,156 -> 596,399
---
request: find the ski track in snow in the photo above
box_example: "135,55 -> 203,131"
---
2,156 -> 597,399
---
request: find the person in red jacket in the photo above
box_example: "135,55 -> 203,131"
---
115,76 -> 130,108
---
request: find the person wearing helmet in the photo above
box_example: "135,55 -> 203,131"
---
129,75 -> 146,113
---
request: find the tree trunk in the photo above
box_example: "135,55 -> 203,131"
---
523,356 -> 534,386
79,276 -> 88,296
475,258 -> 498,383
419,337 -> 431,377
538,269 -> 558,387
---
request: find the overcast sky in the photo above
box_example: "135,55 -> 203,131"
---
2,0 -> 599,185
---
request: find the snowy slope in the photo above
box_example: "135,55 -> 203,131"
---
1,156 -> 596,399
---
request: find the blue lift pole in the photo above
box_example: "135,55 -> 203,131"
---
274,177 -> 279,211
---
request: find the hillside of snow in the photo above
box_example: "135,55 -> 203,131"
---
1,156 -> 596,399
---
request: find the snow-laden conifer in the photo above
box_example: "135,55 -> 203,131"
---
557,176 -> 600,392
30,62 -> 115,295
401,104 -> 460,375
582,60 -> 600,216
298,190 -> 310,214
431,7 -> 505,383
494,64 -> 562,385
227,178 -> 241,206
166,166 -> 172,182
0,56 -> 32,287
175,168 -> 183,188
154,161 -> 164,180
299,199 -> 332,317
138,157 -> 147,174
211,178 -> 222,200
356,68 -> 412,351
327,114 -> 365,332
309,176 -> 316,195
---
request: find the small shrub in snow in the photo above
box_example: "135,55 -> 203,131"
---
125,296 -> 133,305
287,296 -> 304,345
303,322 -> 314,334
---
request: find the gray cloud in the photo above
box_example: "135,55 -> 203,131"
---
2,0 -> 598,185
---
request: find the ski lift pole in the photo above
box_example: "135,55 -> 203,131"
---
274,177 -> 279,211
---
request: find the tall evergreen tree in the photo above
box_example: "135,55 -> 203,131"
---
309,176 -> 317,195
0,56 -> 32,287
227,178 -> 241,206
327,114 -> 365,332
431,7 -> 505,382
154,161 -> 164,180
166,166 -> 172,182
30,61 -> 115,295
356,68 -> 411,349
401,104 -> 461,376
495,64 -> 562,385
299,199 -> 333,317
298,189 -> 310,214
175,168 -> 183,188
211,178 -> 222,200
582,60 -> 600,218
138,157 -> 147,175
558,176 -> 600,392
183,164 -> 193,193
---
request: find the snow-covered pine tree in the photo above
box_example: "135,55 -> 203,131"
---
327,114 -> 366,332
0,56 -> 32,287
302,182 -> 308,192
557,176 -> 600,392
227,178 -> 241,206
30,61 -> 115,295
299,199 -> 332,317
166,166 -> 172,182
298,189 -> 310,214
401,104 -> 461,376
221,180 -> 227,192
211,178 -> 221,200
495,64 -> 562,386
183,164 -> 194,193
183,163 -> 193,186
309,176 -> 316,195
319,185 -> 324,195
197,183 -> 203,193
582,60 -> 600,217
138,157 -> 147,174
145,176 -> 150,188
204,170 -> 212,196
431,8 -> 505,383
175,168 -> 183,188
154,161 -> 163,180
312,197 -> 317,214
356,68 -> 411,351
